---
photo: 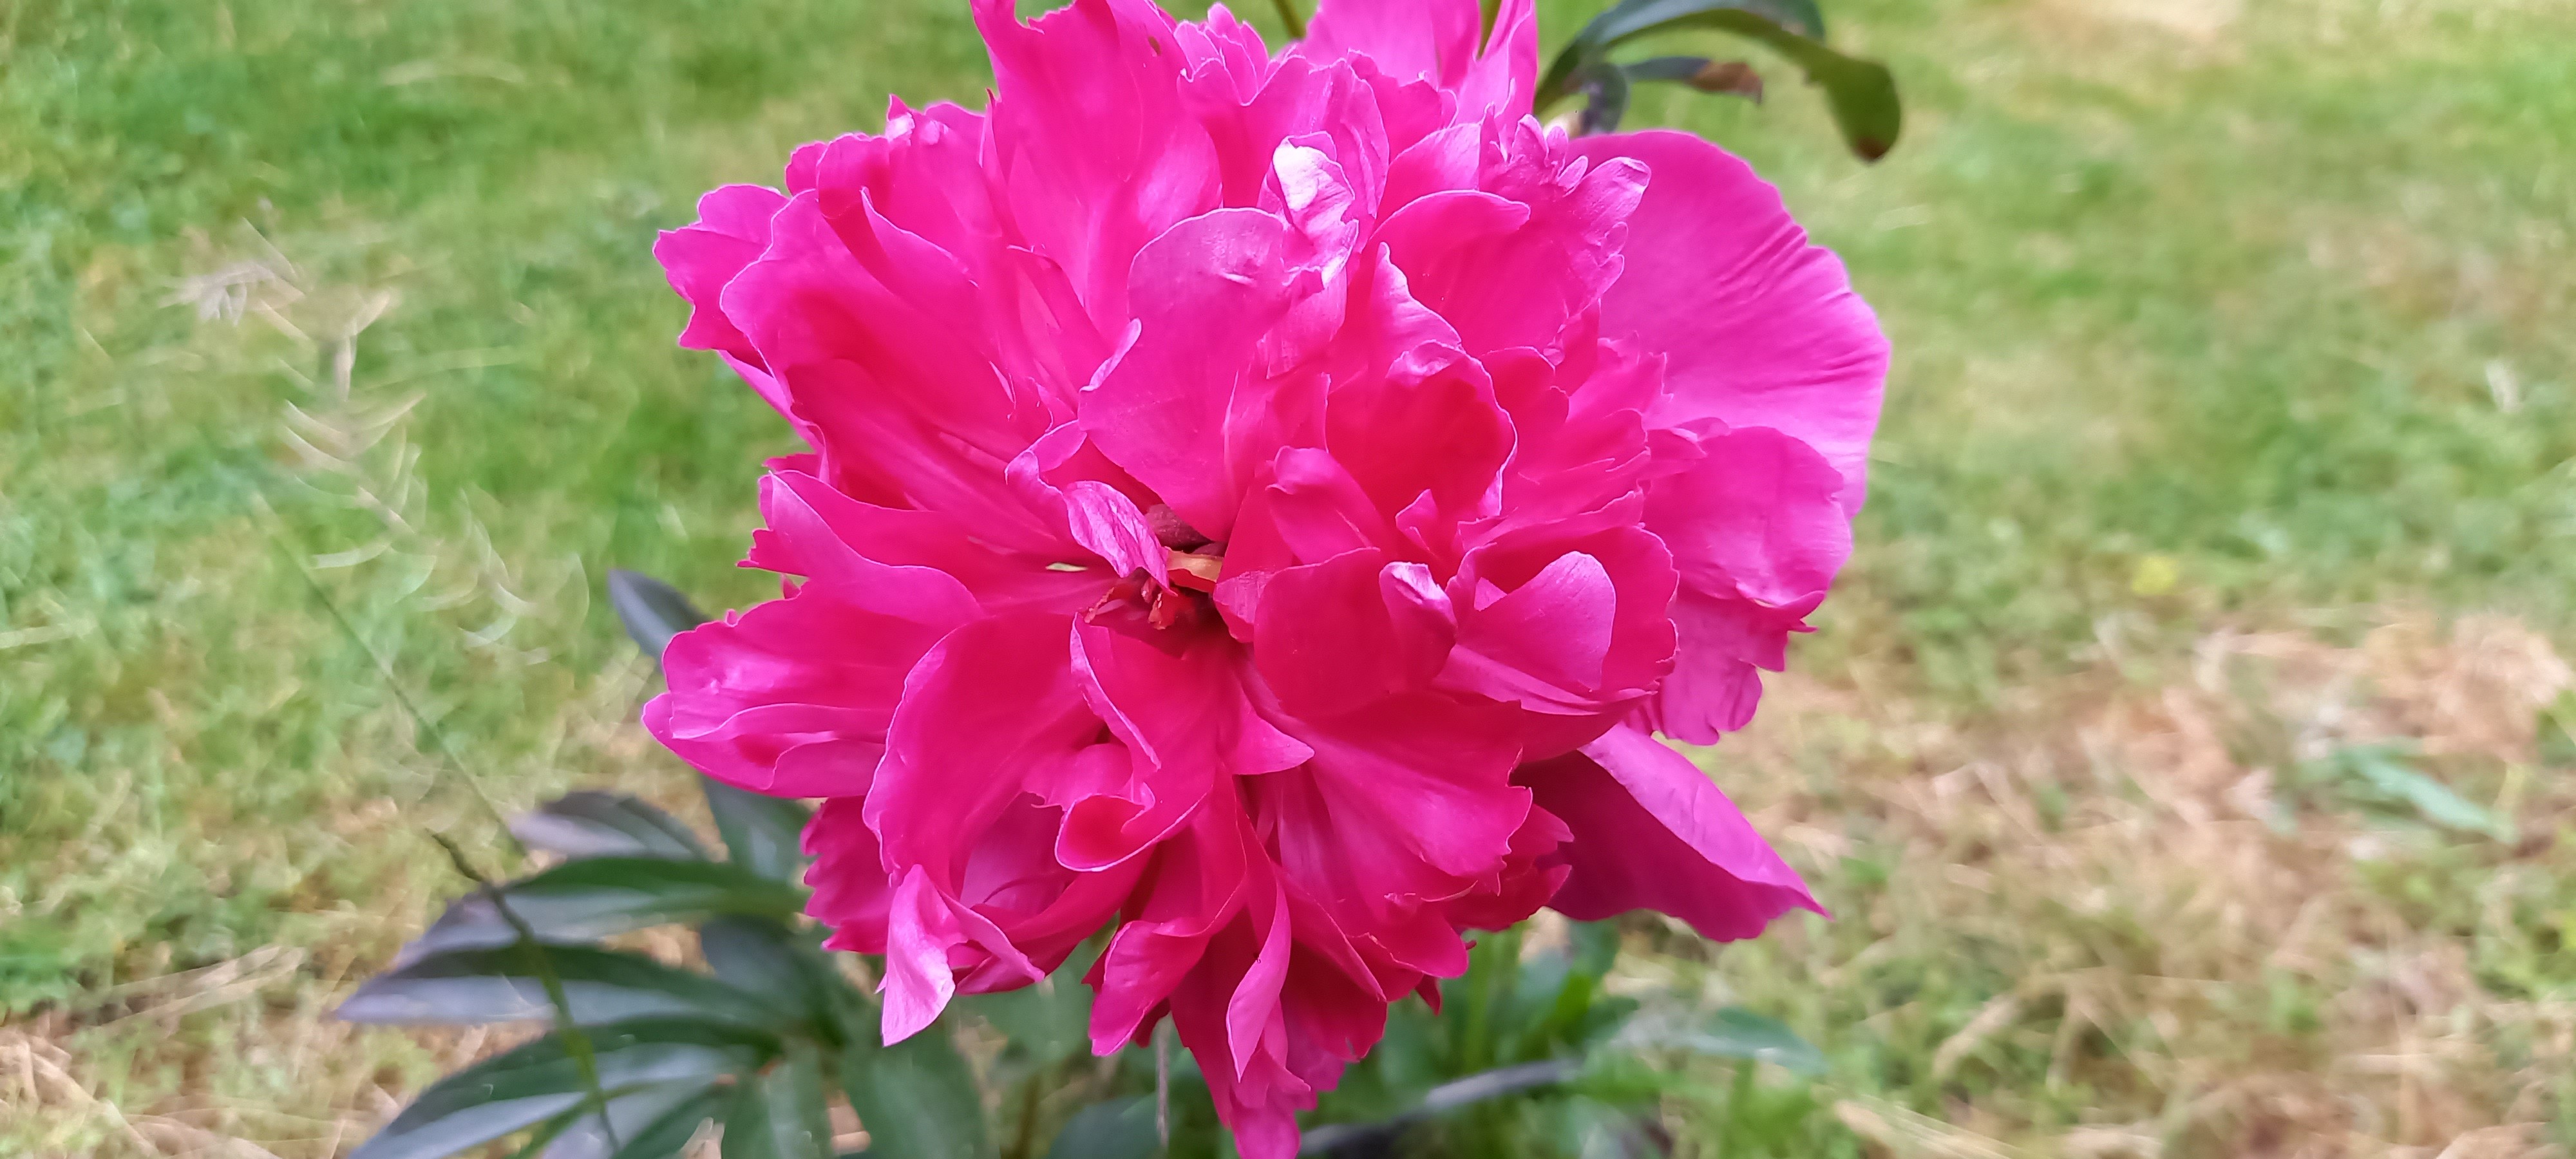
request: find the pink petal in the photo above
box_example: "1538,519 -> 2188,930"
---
866,612 -> 1101,890
1079,208 -> 1305,540
1573,130 -> 1888,507
656,184 -> 787,366
721,196 -> 1066,551
1379,135 -> 1646,359
1296,0 -> 1535,123
974,0 -> 1221,333
808,796 -> 894,954
1249,549 -> 1458,719
1061,621 -> 1306,870
1520,725 -> 1821,941
1258,693 -> 1529,932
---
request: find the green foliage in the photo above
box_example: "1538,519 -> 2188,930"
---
1536,0 -> 1899,156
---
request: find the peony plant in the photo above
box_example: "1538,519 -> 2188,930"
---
348,0 -> 1893,1156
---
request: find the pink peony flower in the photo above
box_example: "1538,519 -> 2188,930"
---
647,0 -> 1885,1152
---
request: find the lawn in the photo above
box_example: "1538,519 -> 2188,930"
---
4,0 -> 2572,1154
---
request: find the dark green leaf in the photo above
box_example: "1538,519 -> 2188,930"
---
350,1021 -> 777,1159
1654,1007 -> 1824,1075
512,791 -> 707,863
1040,1098 -> 1158,1159
339,945 -> 781,1029
842,1027 -> 991,1159
603,1084 -> 732,1159
1577,0 -> 1824,44
721,1074 -> 777,1159
721,1042 -> 835,1159
699,917 -> 846,1033
544,1082 -> 725,1159
1535,0 -> 1898,160
1301,1060 -> 1581,1156
701,777 -> 813,883
401,858 -> 806,960
608,569 -> 709,664
956,946 -> 1099,1069
1622,55 -> 1764,102
1574,61 -> 1632,135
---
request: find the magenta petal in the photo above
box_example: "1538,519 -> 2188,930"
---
1063,480 -> 1170,587
1250,549 -> 1457,720
656,184 -> 787,366
1522,725 -> 1820,941
807,796 -> 894,954
880,866 -> 963,1042
1080,208 -> 1300,540
975,0 -> 1220,331
1573,130 -> 1889,507
866,612 -> 1099,887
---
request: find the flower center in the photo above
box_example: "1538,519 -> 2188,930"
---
1082,504 -> 1224,635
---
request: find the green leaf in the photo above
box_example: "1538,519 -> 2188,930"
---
699,917 -> 848,1032
702,777 -> 813,883
1040,1098 -> 1158,1159
842,1027 -> 992,1159
542,1082 -> 726,1159
2306,744 -> 2511,839
403,858 -> 807,959
1621,55 -> 1765,102
350,1021 -> 777,1159
339,945 -> 781,1029
1656,1008 -> 1825,1075
1572,60 -> 1632,135
1537,0 -> 1899,160
1577,0 -> 1825,43
601,1084 -> 731,1159
607,569 -> 708,664
513,791 -> 708,863
722,1042 -> 836,1159
956,945 -> 1100,1069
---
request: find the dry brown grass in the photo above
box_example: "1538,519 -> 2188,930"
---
1692,610 -> 2576,1158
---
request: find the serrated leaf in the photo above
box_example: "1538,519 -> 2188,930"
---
513,791 -> 708,863
608,570 -> 709,664
339,945 -> 781,1029
350,1021 -> 777,1159
399,859 -> 806,961
1041,1098 -> 1159,1159
701,777 -> 813,883
842,1027 -> 991,1159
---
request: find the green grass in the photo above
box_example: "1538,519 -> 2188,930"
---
5,0 -> 2573,1153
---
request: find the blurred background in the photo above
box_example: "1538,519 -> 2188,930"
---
3,0 -> 2571,1154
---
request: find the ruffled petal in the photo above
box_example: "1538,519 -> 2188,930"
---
1079,208 -> 1307,540
975,0 -> 1222,332
1520,724 -> 1821,941
1573,130 -> 1888,507
656,184 -> 788,366
1642,424 -> 1850,742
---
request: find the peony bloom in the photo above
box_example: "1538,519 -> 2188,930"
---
647,0 -> 1884,1152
